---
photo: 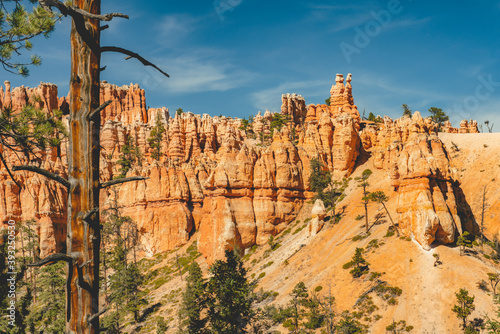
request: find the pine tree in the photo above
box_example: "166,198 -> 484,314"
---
428,107 -> 449,130
0,0 -> 58,76
457,232 -> 473,256
386,320 -> 414,333
351,247 -> 369,278
3,1 -> 167,332
180,262 -> 207,334
207,250 -> 252,334
303,288 -> 325,330
116,134 -> 142,178
452,288 -> 475,330
102,191 -> 144,330
368,191 -> 399,236
402,104 -> 412,117
355,169 -> 372,233
288,282 -> 308,332
148,113 -> 166,161
488,273 -> 500,298
336,312 -> 366,333
309,157 -> 331,200
28,262 -> 66,333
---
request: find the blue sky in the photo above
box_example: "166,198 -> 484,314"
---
3,0 -> 500,129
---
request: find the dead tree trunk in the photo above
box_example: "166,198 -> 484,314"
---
6,2 -> 169,333
67,0 -> 101,332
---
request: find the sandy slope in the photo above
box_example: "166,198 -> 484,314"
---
130,133 -> 500,333
439,133 -> 500,239
250,149 -> 499,333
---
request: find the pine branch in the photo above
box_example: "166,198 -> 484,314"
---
100,176 -> 149,189
12,165 -> 70,188
100,46 -> 170,77
38,0 -> 129,21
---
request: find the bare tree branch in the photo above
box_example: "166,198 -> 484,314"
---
79,258 -> 93,269
88,100 -> 112,120
83,207 -> 99,224
28,253 -> 75,267
101,46 -> 170,77
100,176 -> 149,189
88,309 -> 107,324
38,0 -> 129,21
12,165 -> 70,189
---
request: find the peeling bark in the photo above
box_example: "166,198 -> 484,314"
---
67,0 -> 101,332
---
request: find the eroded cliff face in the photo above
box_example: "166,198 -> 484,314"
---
0,76 -> 476,262
360,113 -> 476,249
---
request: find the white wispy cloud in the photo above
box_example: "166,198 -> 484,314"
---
153,14 -> 203,48
383,17 -> 431,30
157,14 -> 200,38
120,50 -> 255,95
329,13 -> 374,32
250,80 -> 331,112
308,4 -> 367,11
356,72 -> 455,101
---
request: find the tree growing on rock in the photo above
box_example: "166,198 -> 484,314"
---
116,134 -> 142,178
452,288 -> 475,330
343,248 -> 369,278
484,120 -> 494,133
368,191 -> 399,236
488,273 -> 500,298
428,107 -> 449,130
368,112 -> 376,122
283,282 -> 309,332
457,232 -> 474,256
479,186 -> 488,246
355,169 -> 372,233
386,320 -> 414,333
402,104 -> 412,117
309,158 -> 347,210
309,157 -> 331,199
148,113 -> 166,161
335,312 -> 366,333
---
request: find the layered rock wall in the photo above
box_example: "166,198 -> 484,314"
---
0,76 -> 475,262
360,113 -> 475,249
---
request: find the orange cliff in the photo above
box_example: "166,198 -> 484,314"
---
0,76 -> 480,263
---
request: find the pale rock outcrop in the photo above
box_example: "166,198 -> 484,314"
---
361,112 -> 471,250
308,199 -> 326,237
443,119 -> 480,134
281,93 -> 306,124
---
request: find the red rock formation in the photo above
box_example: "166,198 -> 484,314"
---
360,113 -> 473,249
0,81 -> 59,113
0,76 -> 475,262
442,119 -> 480,134
329,73 -> 361,126
281,93 -> 306,124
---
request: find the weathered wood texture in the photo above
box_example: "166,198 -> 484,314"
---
68,0 -> 101,332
